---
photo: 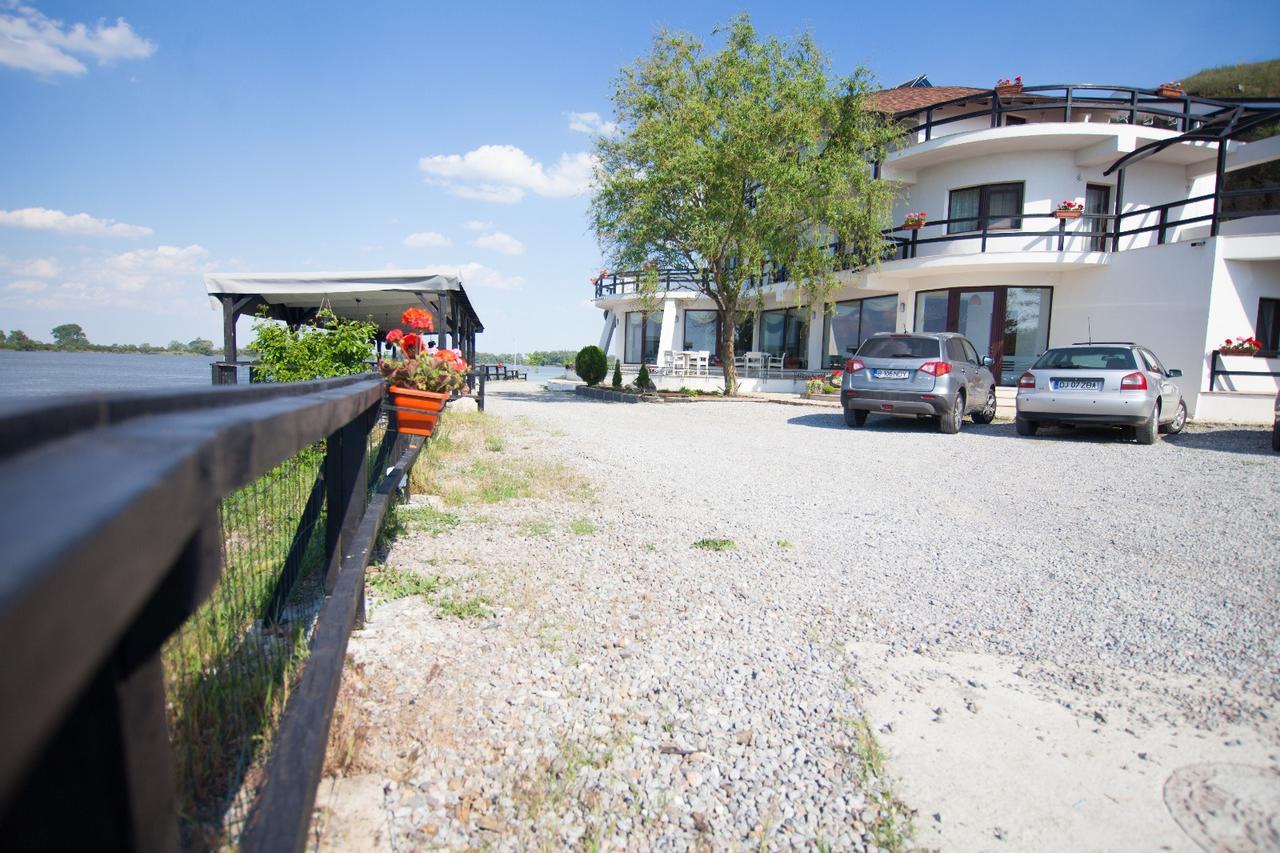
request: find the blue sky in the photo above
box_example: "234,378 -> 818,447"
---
2,0 -> 1277,352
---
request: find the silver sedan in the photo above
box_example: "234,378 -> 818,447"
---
1014,343 -> 1187,445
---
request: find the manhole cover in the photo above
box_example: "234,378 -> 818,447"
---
1164,762 -> 1280,851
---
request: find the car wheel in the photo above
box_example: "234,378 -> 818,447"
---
939,393 -> 964,434
972,387 -> 997,424
843,406 -> 867,428
1015,416 -> 1038,436
1135,407 -> 1159,445
1159,399 -> 1187,435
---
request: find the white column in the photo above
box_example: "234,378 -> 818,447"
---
806,305 -> 825,370
656,298 -> 678,364
598,309 -> 616,353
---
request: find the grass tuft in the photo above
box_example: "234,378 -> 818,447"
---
398,505 -> 460,537
692,537 -> 735,551
366,565 -> 442,600
569,519 -> 597,536
435,595 -> 493,619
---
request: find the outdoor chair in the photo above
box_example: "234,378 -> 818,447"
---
661,350 -> 681,376
692,351 -> 710,375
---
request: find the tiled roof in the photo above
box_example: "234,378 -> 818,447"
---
866,86 -> 988,115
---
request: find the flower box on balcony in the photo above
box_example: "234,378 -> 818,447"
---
902,222 -> 925,230
1054,209 -> 1082,220
1157,85 -> 1184,98
995,84 -> 1022,96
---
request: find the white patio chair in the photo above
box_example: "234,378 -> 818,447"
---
661,350 -> 679,376
766,353 -> 785,376
693,351 -> 710,376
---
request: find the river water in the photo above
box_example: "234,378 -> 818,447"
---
0,351 -> 566,400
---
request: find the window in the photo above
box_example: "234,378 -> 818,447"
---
1258,298 -> 1280,353
947,182 -> 1024,234
1085,184 -> 1111,252
1004,115 -> 1027,126
760,307 -> 808,366
624,310 -> 663,363
858,336 -> 941,359
822,295 -> 897,366
915,291 -> 949,332
946,338 -> 967,362
682,310 -> 753,362
1033,347 -> 1137,370
961,339 -> 981,365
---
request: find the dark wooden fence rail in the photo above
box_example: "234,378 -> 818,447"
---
0,374 -> 425,851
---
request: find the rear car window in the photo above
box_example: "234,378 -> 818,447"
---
1033,347 -> 1137,370
858,336 -> 941,359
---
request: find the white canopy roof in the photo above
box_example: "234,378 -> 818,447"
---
203,270 -> 480,336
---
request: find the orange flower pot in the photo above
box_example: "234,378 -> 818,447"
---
389,386 -> 448,436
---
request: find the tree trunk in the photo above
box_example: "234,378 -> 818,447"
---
719,299 -> 738,396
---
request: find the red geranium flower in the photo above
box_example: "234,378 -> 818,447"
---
402,333 -> 421,355
386,328 -> 404,344
401,307 -> 435,331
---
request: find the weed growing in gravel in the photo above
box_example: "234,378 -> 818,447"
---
692,538 -> 735,551
641,543 -> 657,553
398,505 -> 461,537
569,519 -> 597,535
776,539 -> 794,549
519,519 -> 554,537
843,714 -> 915,851
366,565 -> 442,600
485,434 -> 505,452
435,595 -> 492,619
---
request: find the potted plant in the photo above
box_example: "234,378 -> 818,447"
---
378,307 -> 471,436
1157,81 -> 1183,98
1055,200 -> 1084,219
995,75 -> 1023,96
903,211 -> 927,230
1220,336 -> 1263,356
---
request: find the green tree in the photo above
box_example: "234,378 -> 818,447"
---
51,323 -> 90,349
187,337 -> 216,356
8,329 -> 38,350
612,358 -> 623,389
590,15 -> 900,393
250,308 -> 376,382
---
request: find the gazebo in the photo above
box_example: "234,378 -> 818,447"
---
203,270 -> 484,384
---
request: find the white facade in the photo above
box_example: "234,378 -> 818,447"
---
592,85 -> 1280,422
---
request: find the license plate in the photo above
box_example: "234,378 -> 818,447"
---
872,369 -> 910,380
1052,378 -> 1102,391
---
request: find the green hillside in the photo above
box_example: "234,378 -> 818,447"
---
1180,58 -> 1280,98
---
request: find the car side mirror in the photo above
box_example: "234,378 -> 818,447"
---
982,356 -> 994,367
1167,368 -> 1183,378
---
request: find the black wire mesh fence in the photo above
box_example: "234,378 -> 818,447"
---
162,441 -> 330,848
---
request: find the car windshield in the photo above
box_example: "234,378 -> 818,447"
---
858,336 -> 941,359
1033,347 -> 1138,370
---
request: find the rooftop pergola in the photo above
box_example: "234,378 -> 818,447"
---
203,270 -> 484,384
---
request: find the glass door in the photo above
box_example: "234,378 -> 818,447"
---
1086,184 -> 1110,251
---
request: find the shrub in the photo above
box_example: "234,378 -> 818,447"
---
575,345 -> 608,386
612,359 -> 623,389
636,362 -> 652,391
251,308 -> 376,382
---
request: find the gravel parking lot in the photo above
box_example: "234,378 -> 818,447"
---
317,384 -> 1279,851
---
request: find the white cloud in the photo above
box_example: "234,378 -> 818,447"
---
568,111 -> 619,136
418,144 -> 595,204
436,261 -> 524,291
0,5 -> 155,77
402,230 -> 451,249
0,244 -> 214,312
0,255 -> 60,278
472,231 -> 525,256
0,207 -> 153,237
462,219 -> 492,231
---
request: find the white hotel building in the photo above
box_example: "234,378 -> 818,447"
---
591,80 -> 1280,422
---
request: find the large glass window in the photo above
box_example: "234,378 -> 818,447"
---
915,291 -> 949,333
760,307 -> 809,366
1002,287 -> 1052,383
624,310 -> 663,363
947,182 -> 1024,233
682,310 -> 753,363
823,295 -> 897,367
1257,298 -> 1280,354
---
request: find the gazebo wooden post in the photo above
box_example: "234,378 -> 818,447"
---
433,294 -> 448,350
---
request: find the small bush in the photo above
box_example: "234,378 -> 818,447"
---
636,362 -> 652,391
612,359 -> 623,389
575,345 -> 608,386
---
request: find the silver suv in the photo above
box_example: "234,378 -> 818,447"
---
1014,343 -> 1187,445
841,332 -> 997,434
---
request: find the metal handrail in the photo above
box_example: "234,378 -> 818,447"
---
0,375 -> 394,849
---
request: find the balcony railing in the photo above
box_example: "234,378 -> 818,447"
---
591,186 -> 1280,299
892,83 -> 1269,143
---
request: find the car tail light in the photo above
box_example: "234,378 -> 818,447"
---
1120,371 -> 1147,391
1018,372 -> 1036,389
918,361 -> 952,377
845,358 -> 865,373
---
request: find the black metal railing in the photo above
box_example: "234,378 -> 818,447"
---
1208,348 -> 1280,391
893,84 -> 1270,142
0,375 -> 430,851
